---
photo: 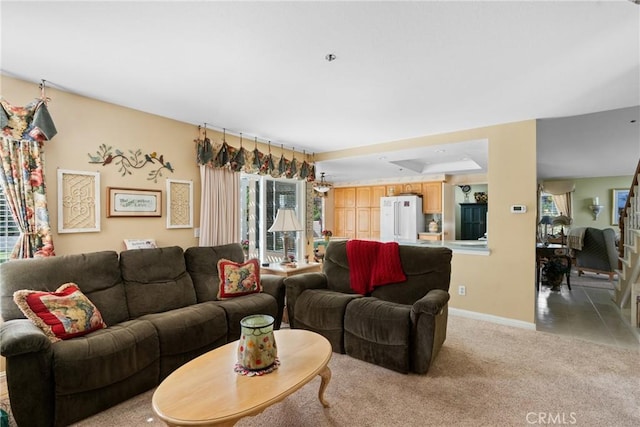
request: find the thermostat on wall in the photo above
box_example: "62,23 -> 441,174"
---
510,205 -> 527,214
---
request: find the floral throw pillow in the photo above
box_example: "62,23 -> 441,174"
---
217,258 -> 262,300
13,283 -> 107,343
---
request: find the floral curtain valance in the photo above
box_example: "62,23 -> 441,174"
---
196,136 -> 316,181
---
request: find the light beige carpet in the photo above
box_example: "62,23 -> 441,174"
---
5,315 -> 640,426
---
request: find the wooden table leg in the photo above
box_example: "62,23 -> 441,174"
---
318,365 -> 331,408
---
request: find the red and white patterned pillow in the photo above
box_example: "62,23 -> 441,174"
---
217,258 -> 262,300
13,283 -> 107,343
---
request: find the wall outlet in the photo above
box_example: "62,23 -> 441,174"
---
194,228 -> 200,238
458,285 -> 466,296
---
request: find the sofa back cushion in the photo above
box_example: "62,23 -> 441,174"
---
184,244 -> 245,302
0,251 -> 128,326
120,246 -> 197,318
324,240 -> 452,305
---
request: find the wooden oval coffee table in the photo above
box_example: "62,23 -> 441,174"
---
152,329 -> 332,426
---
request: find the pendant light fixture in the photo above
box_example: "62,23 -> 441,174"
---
313,172 -> 332,194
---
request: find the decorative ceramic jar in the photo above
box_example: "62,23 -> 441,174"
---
429,219 -> 439,233
237,314 -> 277,370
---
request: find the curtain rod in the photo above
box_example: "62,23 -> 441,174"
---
199,122 -> 312,156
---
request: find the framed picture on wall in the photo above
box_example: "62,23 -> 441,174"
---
611,188 -> 629,225
107,187 -> 162,217
166,179 -> 193,229
57,169 -> 100,233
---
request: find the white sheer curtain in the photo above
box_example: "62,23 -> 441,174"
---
542,180 -> 574,218
199,165 -> 240,246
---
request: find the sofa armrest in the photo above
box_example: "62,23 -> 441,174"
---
283,272 -> 328,327
260,274 -> 286,329
411,289 -> 450,316
0,319 -> 52,357
410,289 -> 450,374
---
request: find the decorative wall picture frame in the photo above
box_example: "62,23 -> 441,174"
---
612,188 -> 630,225
57,169 -> 101,233
166,179 -> 193,228
107,187 -> 162,217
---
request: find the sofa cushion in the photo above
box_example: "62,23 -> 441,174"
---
0,250 -> 127,326
140,302 -> 228,378
344,297 -> 412,373
294,289 -> 362,353
52,319 -> 159,395
184,244 -> 245,302
215,293 -> 279,341
120,246 -> 197,318
370,246 -> 452,305
217,258 -> 262,299
13,283 -> 107,342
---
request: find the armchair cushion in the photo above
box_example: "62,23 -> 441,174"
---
293,289 -> 362,353
344,298 -> 412,373
574,227 -> 618,274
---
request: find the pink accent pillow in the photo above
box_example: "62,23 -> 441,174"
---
217,258 -> 262,299
13,283 -> 107,343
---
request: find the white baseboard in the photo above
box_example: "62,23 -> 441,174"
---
449,307 -> 536,330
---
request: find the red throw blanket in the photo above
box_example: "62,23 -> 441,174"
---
346,240 -> 406,295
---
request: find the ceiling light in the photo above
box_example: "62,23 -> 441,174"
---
313,172 -> 332,193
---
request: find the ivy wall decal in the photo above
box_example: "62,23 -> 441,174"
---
88,144 -> 174,182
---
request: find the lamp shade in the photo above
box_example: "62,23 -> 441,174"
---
552,215 -> 572,227
539,215 -> 553,225
267,209 -> 303,232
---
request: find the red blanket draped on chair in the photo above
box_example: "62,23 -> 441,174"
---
346,240 -> 406,295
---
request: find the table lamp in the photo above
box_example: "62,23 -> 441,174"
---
552,214 -> 572,247
267,208 -> 304,263
538,215 -> 553,246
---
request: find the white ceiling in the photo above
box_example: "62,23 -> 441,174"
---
1,1 -> 639,183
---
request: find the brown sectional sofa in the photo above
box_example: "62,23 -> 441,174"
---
0,244 -> 285,426
285,240 -> 452,374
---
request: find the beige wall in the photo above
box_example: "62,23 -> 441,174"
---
2,77 -> 536,343
3,75 -> 202,253
2,75 -> 304,255
318,121 -> 538,324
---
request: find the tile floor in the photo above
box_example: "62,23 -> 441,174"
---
536,275 -> 640,350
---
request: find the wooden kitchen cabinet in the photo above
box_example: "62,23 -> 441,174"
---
371,186 -> 386,207
335,206 -> 356,239
400,183 -> 422,194
356,207 -> 371,239
370,207 -> 380,240
356,187 -> 372,207
344,208 -> 356,238
385,184 -> 402,197
334,187 -> 355,208
422,181 -> 442,214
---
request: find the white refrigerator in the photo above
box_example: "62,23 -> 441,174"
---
380,196 -> 424,242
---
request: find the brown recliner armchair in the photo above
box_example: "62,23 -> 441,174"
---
573,227 -> 618,281
284,240 -> 452,374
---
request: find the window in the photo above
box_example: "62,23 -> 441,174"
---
240,175 -> 305,262
0,186 -> 20,263
540,193 -> 559,217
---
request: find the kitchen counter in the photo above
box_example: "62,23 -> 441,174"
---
400,239 -> 490,255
